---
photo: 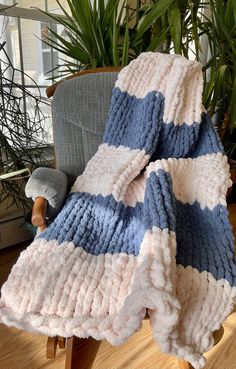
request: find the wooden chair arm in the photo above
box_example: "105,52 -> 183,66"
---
31,197 -> 48,231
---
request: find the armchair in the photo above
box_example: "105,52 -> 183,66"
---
26,68 -> 120,231
25,67 -> 224,369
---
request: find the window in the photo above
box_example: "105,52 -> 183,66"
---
0,0 -> 73,144
40,21 -> 59,82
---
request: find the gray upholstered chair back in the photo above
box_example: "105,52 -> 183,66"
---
52,71 -> 119,186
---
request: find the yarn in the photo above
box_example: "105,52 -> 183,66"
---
0,52 -> 235,369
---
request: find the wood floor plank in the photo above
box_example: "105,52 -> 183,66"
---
0,204 -> 235,369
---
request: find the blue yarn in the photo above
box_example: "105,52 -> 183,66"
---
143,170 -> 176,231
189,112 -> 224,158
38,192 -> 145,256
104,89 -> 164,155
104,88 -> 223,159
38,182 -> 236,286
176,201 -> 236,285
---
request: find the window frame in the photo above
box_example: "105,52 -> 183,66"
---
0,1 -> 64,146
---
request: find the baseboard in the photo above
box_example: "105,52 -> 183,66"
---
0,215 -> 33,250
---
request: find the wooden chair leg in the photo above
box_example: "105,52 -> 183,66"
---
177,359 -> 194,369
65,336 -> 101,369
46,337 -> 58,359
58,336 -> 66,349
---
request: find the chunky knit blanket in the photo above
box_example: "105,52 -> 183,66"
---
0,52 -> 235,369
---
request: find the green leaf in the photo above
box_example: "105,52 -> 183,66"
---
229,75 -> 236,130
225,0 -> 234,30
136,0 -> 174,39
117,0 -> 125,25
146,27 -> 169,51
112,10 -> 119,66
203,69 -> 215,109
98,0 -> 105,17
55,0 -> 77,28
138,4 -> 153,13
102,0 -> 120,27
121,13 -> 129,67
232,0 -> 236,24
189,0 -> 201,60
46,28 -> 90,63
203,52 -> 221,71
211,0 -> 236,57
211,64 -> 228,115
167,2 -> 181,54
41,10 -> 89,52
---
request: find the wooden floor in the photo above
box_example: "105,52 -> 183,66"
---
0,204 -> 236,369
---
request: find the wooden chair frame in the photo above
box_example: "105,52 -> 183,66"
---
31,67 -> 223,369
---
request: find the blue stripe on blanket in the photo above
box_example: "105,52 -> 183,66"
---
104,88 -> 223,158
146,169 -> 236,284
38,192 -> 146,256
176,200 -> 236,285
38,189 -> 236,285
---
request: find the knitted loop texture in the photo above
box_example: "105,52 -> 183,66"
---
0,52 -> 235,369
